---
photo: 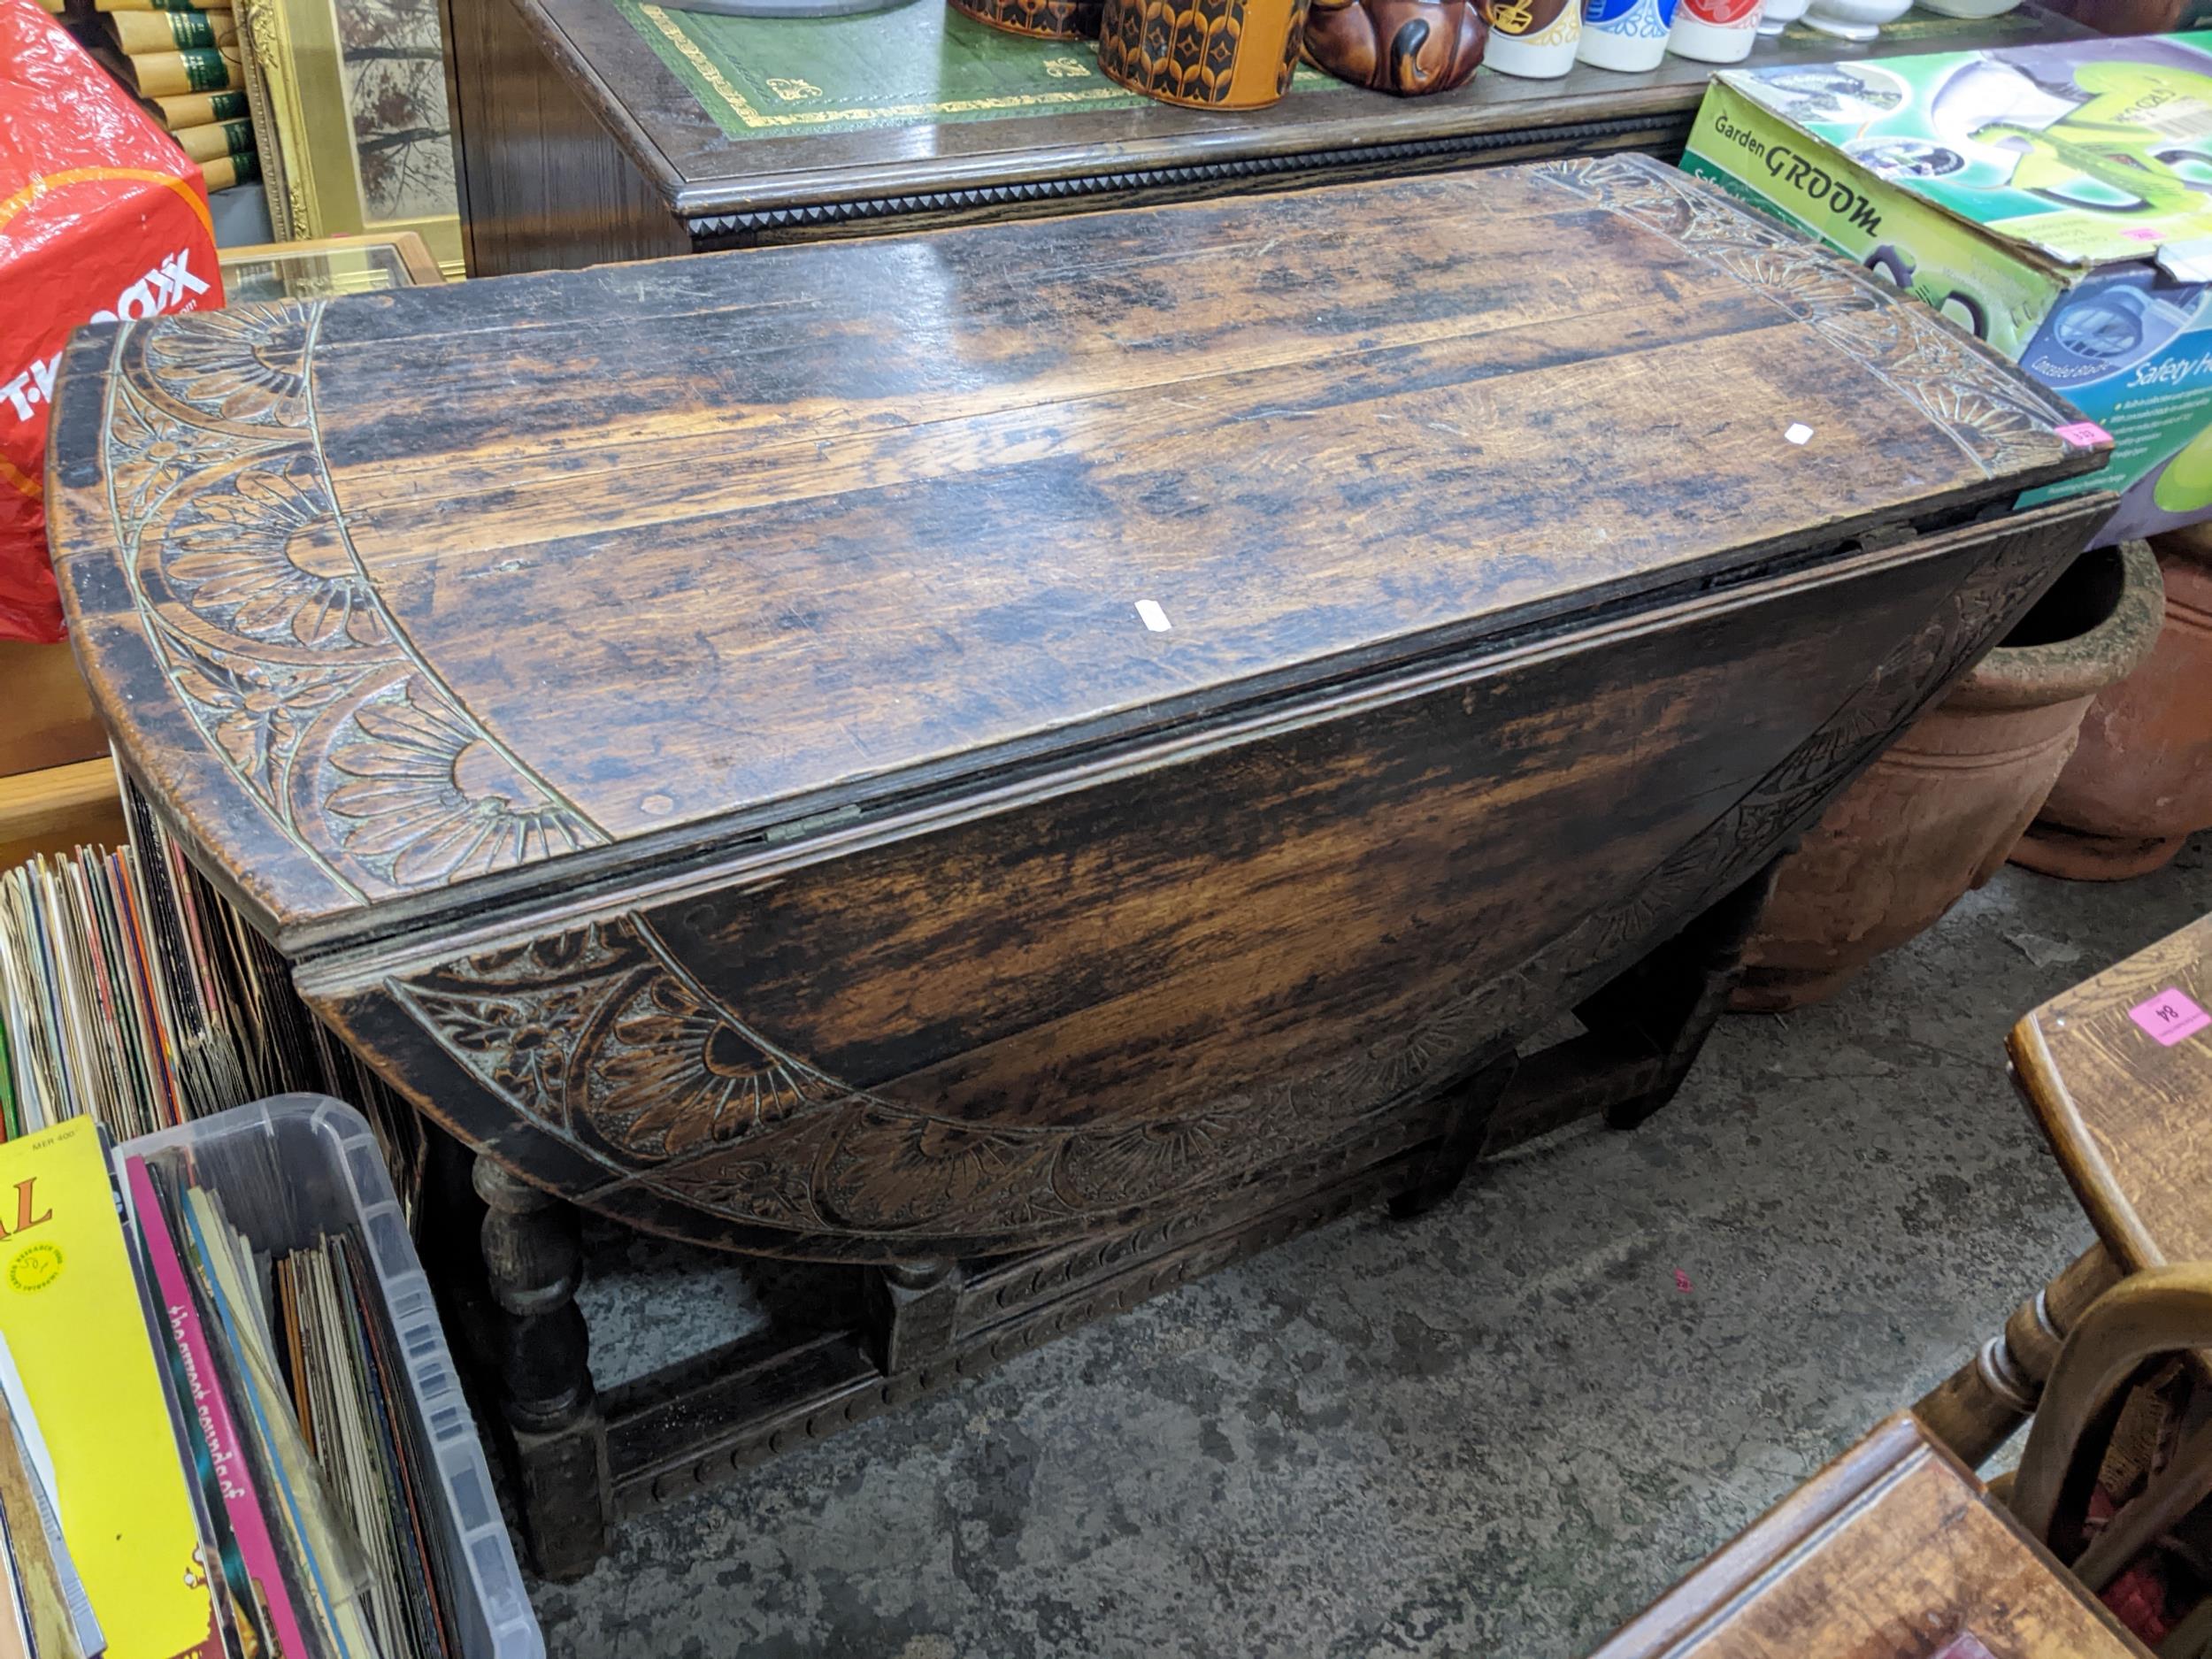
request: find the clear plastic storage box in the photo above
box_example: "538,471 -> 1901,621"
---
122,1094 -> 544,1659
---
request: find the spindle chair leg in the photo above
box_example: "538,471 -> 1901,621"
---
1915,1244 -> 2121,1468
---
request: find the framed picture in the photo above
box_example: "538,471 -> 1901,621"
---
235,0 -> 465,277
218,231 -> 449,301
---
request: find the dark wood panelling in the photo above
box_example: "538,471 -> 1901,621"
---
443,0 -> 691,273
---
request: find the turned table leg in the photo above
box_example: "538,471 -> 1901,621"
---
474,1156 -> 613,1581
1914,1244 -> 2122,1469
1586,861 -> 1783,1133
1392,1052 -> 1519,1218
866,1256 -> 964,1376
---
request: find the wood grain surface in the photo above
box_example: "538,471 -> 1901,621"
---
0,761 -> 127,877
46,155 -> 2100,953
2010,913 -> 2212,1273
296,495 -> 2109,1259
0,641 -> 105,779
1590,1413 -> 2150,1659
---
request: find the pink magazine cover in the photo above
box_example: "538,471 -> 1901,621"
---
124,1155 -> 311,1659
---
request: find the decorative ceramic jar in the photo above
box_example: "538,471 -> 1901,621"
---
1578,0 -> 1677,72
1755,0 -> 1807,33
1737,541 -> 2166,1011
1303,0 -> 1486,91
1801,0 -> 1908,39
2013,526 -> 2212,879
1486,0 -> 1581,76
947,0 -> 1102,37
1098,0 -> 1313,106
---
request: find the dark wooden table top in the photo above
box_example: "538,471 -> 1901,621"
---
2011,913 -> 2212,1274
503,0 -> 2084,238
45,155 -> 2099,953
1590,1413 -> 2150,1658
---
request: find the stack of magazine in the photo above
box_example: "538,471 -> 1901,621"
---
0,1114 -> 464,1659
0,766 -> 419,1206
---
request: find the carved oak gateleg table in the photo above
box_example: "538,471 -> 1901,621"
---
44,157 -> 2113,1578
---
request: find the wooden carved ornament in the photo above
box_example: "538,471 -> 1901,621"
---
1302,0 -> 1486,94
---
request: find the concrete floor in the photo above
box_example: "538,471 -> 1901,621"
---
526,833 -> 2212,1659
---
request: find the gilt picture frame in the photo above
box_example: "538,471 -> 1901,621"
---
234,0 -> 465,277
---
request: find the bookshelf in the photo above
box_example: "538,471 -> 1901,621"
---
0,640 -> 119,872
0,763 -> 127,874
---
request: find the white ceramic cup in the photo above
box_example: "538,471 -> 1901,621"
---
1578,0 -> 1679,71
1755,0 -> 1807,35
1801,0 -> 1909,39
1486,0 -> 1585,76
1667,0 -> 1761,62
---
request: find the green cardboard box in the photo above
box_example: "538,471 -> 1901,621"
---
1682,32 -> 2212,545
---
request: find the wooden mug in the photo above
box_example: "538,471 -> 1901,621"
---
1097,0 -> 1314,110
946,0 -> 1102,39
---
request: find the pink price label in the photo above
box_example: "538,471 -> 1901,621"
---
2130,987 -> 2211,1047
2054,419 -> 2113,449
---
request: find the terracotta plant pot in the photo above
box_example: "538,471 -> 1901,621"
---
1098,0 -> 1313,109
1735,540 -> 2165,1012
2012,526 -> 2212,880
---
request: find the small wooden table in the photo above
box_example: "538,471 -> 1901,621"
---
1918,914 -> 2212,1466
1592,1414 -> 2151,1659
441,0 -> 2086,273
2014,913 -> 2212,1276
46,157 -> 2110,1575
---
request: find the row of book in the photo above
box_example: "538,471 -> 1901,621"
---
0,770 -> 421,1203
0,1112 -> 456,1659
37,0 -> 259,194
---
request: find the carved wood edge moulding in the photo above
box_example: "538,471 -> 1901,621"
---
69,156 -> 2094,1260
82,301 -> 610,912
1531,159 -> 2075,479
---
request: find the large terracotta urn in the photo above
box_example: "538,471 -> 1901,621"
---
1736,540 -> 2165,1011
2012,526 -> 2212,880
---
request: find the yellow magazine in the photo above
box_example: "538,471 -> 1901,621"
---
0,1118 -> 215,1659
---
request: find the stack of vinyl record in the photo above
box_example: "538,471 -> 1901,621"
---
0,764 -> 421,1206
0,1107 -> 480,1658
67,0 -> 259,193
0,778 -> 484,1657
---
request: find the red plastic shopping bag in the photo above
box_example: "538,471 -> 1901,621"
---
0,0 -> 220,642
